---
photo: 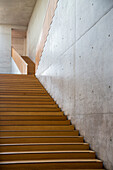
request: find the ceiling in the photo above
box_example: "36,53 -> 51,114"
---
0,0 -> 37,26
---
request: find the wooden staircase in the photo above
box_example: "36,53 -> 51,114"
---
0,74 -> 105,169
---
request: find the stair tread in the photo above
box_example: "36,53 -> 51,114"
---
0,150 -> 95,154
0,143 -> 89,146
0,159 -> 102,164
0,136 -> 82,138
0,112 -> 64,116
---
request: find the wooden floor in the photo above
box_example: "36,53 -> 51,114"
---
0,74 -> 105,169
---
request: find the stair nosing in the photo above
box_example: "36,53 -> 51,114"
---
0,150 -> 95,155
0,136 -> 82,139
0,143 -> 89,146
0,159 -> 102,165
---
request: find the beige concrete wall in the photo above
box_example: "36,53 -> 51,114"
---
0,24 -> 26,73
36,0 -> 113,169
12,37 -> 26,56
0,25 -> 11,73
27,0 -> 49,62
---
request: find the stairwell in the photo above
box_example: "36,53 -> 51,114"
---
0,56 -> 105,169
0,73 -> 105,170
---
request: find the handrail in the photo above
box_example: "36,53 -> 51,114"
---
11,47 -> 28,74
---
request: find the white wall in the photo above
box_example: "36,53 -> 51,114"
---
11,57 -> 21,74
27,0 -> 49,62
36,0 -> 113,169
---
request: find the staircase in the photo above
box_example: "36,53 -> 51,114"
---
0,74 -> 105,169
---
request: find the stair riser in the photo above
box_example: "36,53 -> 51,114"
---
0,162 -> 103,169
0,108 -> 61,112
0,95 -> 52,98
0,144 -> 89,152
0,102 -> 56,105
0,120 -> 70,126
0,125 -> 74,131
0,112 -> 64,116
0,99 -> 53,102
0,131 -> 78,136
0,93 -> 49,96
0,105 -> 58,108
0,116 -> 67,121
0,152 -> 95,161
0,98 -> 53,100
0,108 -> 61,111
0,137 -> 83,144
0,88 -> 46,90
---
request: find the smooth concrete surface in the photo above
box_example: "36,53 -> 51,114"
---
76,0 -> 113,40
36,0 -> 113,169
27,0 -> 49,62
0,0 -> 36,26
0,25 -> 11,73
12,37 -> 26,56
0,24 -> 26,74
11,57 -> 21,74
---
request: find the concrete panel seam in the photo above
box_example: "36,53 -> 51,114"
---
38,41 -> 75,75
76,4 -> 113,42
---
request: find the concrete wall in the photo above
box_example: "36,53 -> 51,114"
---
36,0 -> 113,169
0,25 -> 26,74
0,25 -> 11,73
27,0 -> 49,62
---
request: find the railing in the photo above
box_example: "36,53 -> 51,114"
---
11,47 -> 28,74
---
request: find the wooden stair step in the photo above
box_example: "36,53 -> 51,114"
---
0,159 -> 103,169
0,85 -> 44,88
0,87 -> 45,89
0,104 -> 58,108
0,98 -> 53,101
0,95 -> 52,99
0,120 -> 70,125
0,112 -> 64,116
0,92 -> 49,96
0,151 -> 95,161
0,84 -> 42,87
0,99 -> 53,102
0,143 -> 89,152
0,115 -> 67,120
0,136 -> 83,144
0,90 -> 47,93
0,125 -> 74,131
0,88 -> 44,90
0,101 -> 56,104
0,108 -> 61,111
0,131 -> 79,137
